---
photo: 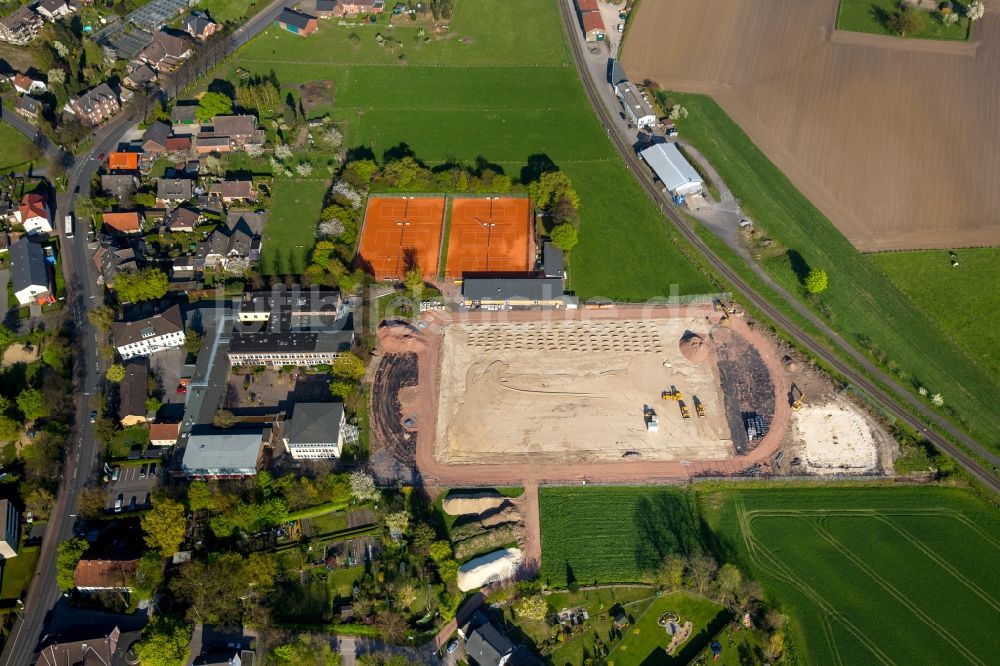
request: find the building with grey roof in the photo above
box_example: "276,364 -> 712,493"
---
283,403 -> 345,459
461,278 -> 565,308
0,499 -> 20,559
639,142 -> 703,197
112,305 -> 185,358
157,178 -> 193,203
9,236 -> 50,306
541,241 -> 564,279
182,429 -> 268,478
614,81 -> 656,128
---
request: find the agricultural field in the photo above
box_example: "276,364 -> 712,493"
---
836,0 -> 971,40
206,0 -> 712,297
665,92 -> 1000,453
874,248 -> 1000,383
261,178 -> 330,275
538,487 -> 704,587
623,0 -> 1000,250
0,124 -> 38,172
701,486 -> 1000,665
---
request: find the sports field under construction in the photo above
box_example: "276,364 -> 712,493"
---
369,306 -> 797,484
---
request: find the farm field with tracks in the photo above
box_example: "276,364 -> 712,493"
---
209,0 -> 712,297
663,92 -> 1000,455
702,487 -> 1000,665
623,0 -> 1000,251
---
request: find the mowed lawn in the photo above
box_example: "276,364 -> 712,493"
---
874,248 -> 1000,383
261,179 -> 329,275
670,92 -> 1000,452
702,486 -> 1000,665
212,0 -> 712,297
612,592 -> 731,666
836,0 -> 971,41
0,123 -> 38,171
539,487 -> 704,587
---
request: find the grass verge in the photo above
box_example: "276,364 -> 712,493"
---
836,0 -> 971,40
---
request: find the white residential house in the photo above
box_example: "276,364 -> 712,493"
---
112,305 -> 185,359
9,237 -> 51,306
15,193 -> 51,234
283,403 -> 346,459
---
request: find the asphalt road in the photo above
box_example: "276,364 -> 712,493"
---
554,0 -> 1000,491
0,2 -> 295,664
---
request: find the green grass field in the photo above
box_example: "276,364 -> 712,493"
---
702,486 -> 1000,665
541,485 -> 1000,665
836,0 -> 971,41
539,487 -> 703,587
612,592 -> 732,666
670,92 -> 1000,452
0,544 -> 38,600
208,0 -> 712,296
261,178 -> 329,275
194,0 -> 259,24
0,124 -> 38,172
874,248 -> 1000,383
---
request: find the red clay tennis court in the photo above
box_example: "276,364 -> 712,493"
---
358,196 -> 446,280
445,197 -> 534,278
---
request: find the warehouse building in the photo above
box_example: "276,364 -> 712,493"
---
638,142 -> 704,197
461,277 -> 569,308
615,82 -> 656,128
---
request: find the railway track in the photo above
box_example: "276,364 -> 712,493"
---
554,0 -> 1000,494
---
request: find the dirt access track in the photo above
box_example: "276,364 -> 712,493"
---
623,0 -> 1000,251
376,306 -> 790,486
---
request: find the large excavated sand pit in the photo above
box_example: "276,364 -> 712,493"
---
457,548 -> 523,592
435,317 -> 732,463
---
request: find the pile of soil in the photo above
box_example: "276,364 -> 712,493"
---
679,332 -> 711,363
378,322 -> 427,354
442,491 -> 506,516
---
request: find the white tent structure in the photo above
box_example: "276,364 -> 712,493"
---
639,142 -> 703,196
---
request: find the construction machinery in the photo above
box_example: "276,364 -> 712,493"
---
678,400 -> 691,419
661,385 -> 684,401
790,384 -> 805,411
643,405 -> 659,432
693,397 -> 706,418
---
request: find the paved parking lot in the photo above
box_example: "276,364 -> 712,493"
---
106,463 -> 160,513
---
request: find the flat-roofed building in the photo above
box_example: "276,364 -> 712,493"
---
461,278 -> 566,308
182,429 -> 268,478
639,142 -> 704,197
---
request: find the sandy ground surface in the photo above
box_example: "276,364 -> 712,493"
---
793,400 -> 880,474
622,0 -> 1000,250
435,317 -> 731,463
378,306 -> 791,486
1,344 -> 39,367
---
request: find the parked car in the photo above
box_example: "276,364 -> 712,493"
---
129,496 -> 137,511
666,127 -> 678,137
447,640 -> 459,654
148,463 -> 157,477
89,411 -> 97,423
110,467 -> 119,481
139,464 -> 147,478
114,494 -> 123,512
176,384 -> 187,394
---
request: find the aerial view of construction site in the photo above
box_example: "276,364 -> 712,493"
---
7,0 -> 997,664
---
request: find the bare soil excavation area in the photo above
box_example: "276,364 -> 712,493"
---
368,306 -> 794,486
623,0 -> 1000,250
435,317 -> 732,463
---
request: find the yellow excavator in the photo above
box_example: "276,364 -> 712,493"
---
790,384 -> 805,411
662,385 -> 684,401
693,397 -> 706,418
678,400 -> 691,419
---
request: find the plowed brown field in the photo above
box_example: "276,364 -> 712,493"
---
622,0 -> 1000,251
